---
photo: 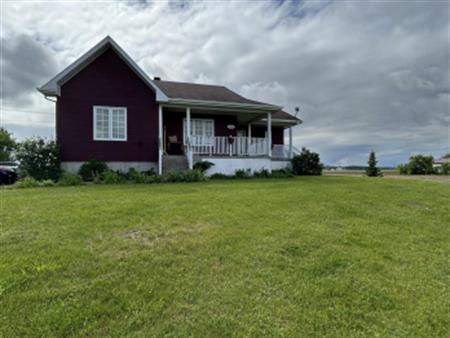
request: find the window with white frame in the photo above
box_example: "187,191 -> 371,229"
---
93,106 -> 127,141
183,119 -> 214,145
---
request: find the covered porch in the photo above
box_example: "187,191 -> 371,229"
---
158,104 -> 298,174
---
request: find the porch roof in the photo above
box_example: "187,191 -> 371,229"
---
154,80 -> 282,112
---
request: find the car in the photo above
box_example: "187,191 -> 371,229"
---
0,167 -> 17,185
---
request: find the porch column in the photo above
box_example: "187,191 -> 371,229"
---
186,107 -> 193,170
267,112 -> 272,158
158,105 -> 163,175
247,123 -> 252,155
289,127 -> 293,159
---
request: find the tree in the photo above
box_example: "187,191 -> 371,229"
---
366,151 -> 382,177
291,148 -> 323,175
443,153 -> 450,159
0,128 -> 16,161
407,155 -> 434,175
15,137 -> 61,180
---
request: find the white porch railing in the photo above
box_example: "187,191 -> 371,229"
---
272,144 -> 301,159
190,136 -> 269,157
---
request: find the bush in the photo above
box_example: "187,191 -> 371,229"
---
291,148 -> 323,175
78,160 -> 108,181
16,177 -> 40,188
441,163 -> 450,175
100,170 -> 122,184
183,170 -> 206,182
41,179 -> 56,187
209,173 -> 231,180
270,168 -> 294,178
15,137 -> 61,181
59,173 -> 83,186
234,169 -> 251,179
397,164 -> 409,175
253,169 -> 271,178
193,161 -> 215,173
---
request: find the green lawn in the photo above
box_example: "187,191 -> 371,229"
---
1,177 -> 449,337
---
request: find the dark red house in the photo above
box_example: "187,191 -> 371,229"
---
38,36 -> 301,175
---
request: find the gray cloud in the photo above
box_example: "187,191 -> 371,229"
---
1,1 -> 448,166
2,34 -> 58,104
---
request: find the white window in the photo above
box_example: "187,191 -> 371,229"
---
93,106 -> 127,141
183,119 -> 214,145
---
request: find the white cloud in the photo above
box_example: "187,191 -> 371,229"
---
1,0 -> 448,166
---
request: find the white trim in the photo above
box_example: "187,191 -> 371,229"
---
267,112 -> 272,160
158,105 -> 163,175
38,36 -> 169,101
182,118 -> 215,145
163,98 -> 281,112
93,106 -> 127,141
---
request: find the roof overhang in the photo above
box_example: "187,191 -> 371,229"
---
161,98 -> 282,113
37,36 -> 169,101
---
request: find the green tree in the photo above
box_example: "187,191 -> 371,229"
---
443,153 -> 450,159
366,151 -> 382,177
407,155 -> 434,175
0,128 -> 16,161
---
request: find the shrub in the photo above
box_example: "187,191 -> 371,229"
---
183,170 -> 206,182
15,137 -> 61,180
16,177 -> 40,188
209,173 -> 231,180
291,148 -> 323,175
397,164 -> 409,175
193,161 -> 215,173
78,160 -> 108,181
441,163 -> 450,175
253,169 -> 271,178
59,173 -> 83,186
270,168 -> 294,178
234,169 -> 251,179
41,179 -> 56,187
366,151 -> 382,177
100,170 -> 122,184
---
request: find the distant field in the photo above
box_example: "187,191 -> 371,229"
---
1,177 -> 449,337
324,170 -> 449,183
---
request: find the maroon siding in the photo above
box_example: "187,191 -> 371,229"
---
251,126 -> 284,145
57,48 -> 158,162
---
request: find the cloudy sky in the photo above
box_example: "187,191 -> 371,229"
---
1,0 -> 448,166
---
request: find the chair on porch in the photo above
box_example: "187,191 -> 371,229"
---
167,135 -> 183,155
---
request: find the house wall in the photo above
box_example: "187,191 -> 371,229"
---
250,126 -> 284,144
57,47 -> 158,164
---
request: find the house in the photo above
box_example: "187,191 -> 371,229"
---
38,36 -> 302,175
433,157 -> 450,171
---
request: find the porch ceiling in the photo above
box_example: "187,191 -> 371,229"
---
162,106 -> 267,125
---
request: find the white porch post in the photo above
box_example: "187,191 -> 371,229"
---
186,107 -> 193,170
267,112 -> 272,158
247,123 -> 252,156
158,105 -> 163,175
289,127 -> 293,159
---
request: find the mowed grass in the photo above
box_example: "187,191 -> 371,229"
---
1,177 -> 449,337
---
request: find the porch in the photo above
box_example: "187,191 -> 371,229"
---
158,105 -> 298,174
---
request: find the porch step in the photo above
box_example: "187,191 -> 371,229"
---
163,155 -> 188,174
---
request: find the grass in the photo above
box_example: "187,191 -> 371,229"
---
1,177 -> 449,337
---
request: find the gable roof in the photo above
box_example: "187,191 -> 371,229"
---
38,36 -> 168,101
38,36 -> 289,114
